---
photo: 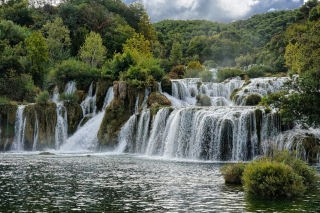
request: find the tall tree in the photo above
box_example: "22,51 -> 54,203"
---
170,42 -> 182,65
41,17 -> 71,61
79,31 -> 106,67
25,31 -> 49,85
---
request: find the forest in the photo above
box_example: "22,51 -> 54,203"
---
1,0 -> 320,127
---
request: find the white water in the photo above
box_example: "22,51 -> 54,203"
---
55,103 -> 68,150
32,112 -> 39,151
59,87 -> 114,152
80,82 -> 97,116
232,77 -> 288,106
51,86 -> 60,103
103,87 -> 114,109
11,105 -> 26,151
120,106 -> 276,161
171,77 -> 244,107
64,81 -> 77,95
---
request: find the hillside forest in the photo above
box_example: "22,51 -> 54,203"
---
1,0 -> 320,127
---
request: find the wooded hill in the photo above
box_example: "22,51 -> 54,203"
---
1,0 -> 320,127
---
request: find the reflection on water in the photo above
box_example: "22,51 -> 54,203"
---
0,154 -> 319,212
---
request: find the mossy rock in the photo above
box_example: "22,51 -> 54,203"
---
196,94 -> 211,106
64,102 -> 82,136
301,134 -> 320,163
34,102 -> 57,150
147,92 -> 171,107
0,102 -> 18,150
96,78 -> 113,111
245,94 -> 261,106
230,88 -> 240,101
75,90 -> 86,104
39,151 -> 55,155
160,77 -> 172,95
98,81 -> 141,148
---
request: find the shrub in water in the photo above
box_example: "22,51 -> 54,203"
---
245,94 -> 262,106
242,159 -> 306,197
220,163 -> 246,184
272,150 -> 318,189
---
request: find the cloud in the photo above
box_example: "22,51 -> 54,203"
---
122,0 -> 304,22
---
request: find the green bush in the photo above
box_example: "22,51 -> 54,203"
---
220,163 -> 246,184
59,93 -> 79,105
242,159 -> 306,198
203,60 -> 217,68
246,65 -> 273,78
272,150 -> 318,189
217,68 -> 243,82
35,91 -> 50,104
200,70 -> 213,82
0,96 -> 10,104
47,59 -> 101,90
245,94 -> 262,106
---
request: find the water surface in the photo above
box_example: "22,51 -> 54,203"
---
0,153 -> 319,212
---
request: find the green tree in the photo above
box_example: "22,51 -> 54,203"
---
79,31 -> 106,67
138,12 -> 157,42
262,69 -> 320,127
25,31 -> 49,86
170,42 -> 182,65
41,17 -> 71,61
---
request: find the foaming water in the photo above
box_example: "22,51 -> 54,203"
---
0,154 -> 319,213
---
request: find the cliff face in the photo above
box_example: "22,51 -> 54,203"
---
98,81 -> 142,148
0,103 -> 18,151
24,102 -> 57,150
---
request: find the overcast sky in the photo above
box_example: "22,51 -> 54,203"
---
123,0 -> 307,23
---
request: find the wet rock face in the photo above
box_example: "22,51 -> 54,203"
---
119,81 -> 127,100
95,79 -> 113,111
34,102 -> 57,150
64,102 -> 82,136
0,103 -> 18,151
98,82 -> 144,148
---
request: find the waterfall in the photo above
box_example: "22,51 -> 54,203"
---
80,82 -> 97,116
59,87 -> 114,152
134,92 -> 140,114
11,105 -> 26,151
55,103 -> 68,150
115,114 -> 137,153
170,77 -> 244,107
232,77 -> 288,106
64,81 -> 77,94
134,109 -> 151,153
32,111 -> 39,151
51,86 -> 60,103
103,87 -> 114,109
123,106 -> 280,161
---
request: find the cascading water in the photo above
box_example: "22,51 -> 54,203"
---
55,103 -> 68,150
171,77 -> 244,107
32,111 -> 39,151
121,106 -> 279,161
80,82 -> 97,117
11,105 -> 26,151
232,77 -> 288,106
64,81 -> 77,95
59,87 -> 114,152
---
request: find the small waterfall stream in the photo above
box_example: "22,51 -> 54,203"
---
11,105 -> 26,151
80,82 -> 97,117
59,87 -> 114,152
32,111 -> 39,151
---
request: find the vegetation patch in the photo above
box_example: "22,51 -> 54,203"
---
245,94 -> 262,106
221,150 -> 319,198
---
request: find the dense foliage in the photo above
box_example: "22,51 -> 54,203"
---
221,151 -> 318,198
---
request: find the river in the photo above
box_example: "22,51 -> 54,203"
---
0,153 -> 319,212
